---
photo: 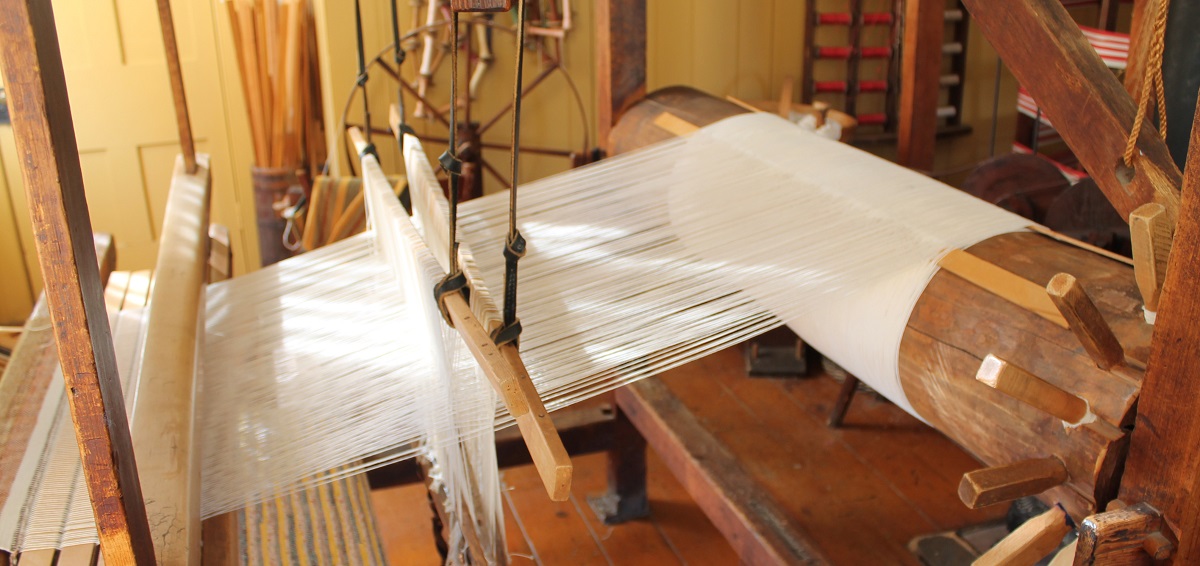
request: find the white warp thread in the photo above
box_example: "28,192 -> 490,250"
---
6,113 -> 1031,552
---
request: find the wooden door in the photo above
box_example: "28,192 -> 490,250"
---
0,0 -> 257,324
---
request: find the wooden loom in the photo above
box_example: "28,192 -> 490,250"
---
2,0 -> 1198,565
594,0 -> 1198,564
0,0 -> 569,564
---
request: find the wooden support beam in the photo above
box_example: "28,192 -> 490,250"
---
960,0 -> 1182,222
1129,203 -> 1173,316
1119,93 -> 1200,563
0,0 -> 156,563
896,0 -> 943,171
154,0 -> 196,173
958,457 -> 1069,509
974,505 -> 1073,566
616,379 -> 828,564
1046,273 -> 1125,370
596,0 -> 646,155
130,154 -> 211,565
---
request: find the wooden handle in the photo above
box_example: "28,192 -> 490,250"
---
959,457 -> 1068,509
443,292 -> 573,500
1129,202 -> 1173,313
974,505 -> 1073,566
450,0 -> 513,12
1046,273 -> 1124,369
976,355 -> 1090,424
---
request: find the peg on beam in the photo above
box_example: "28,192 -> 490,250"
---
976,355 -> 1091,426
974,504 -> 1074,566
1046,273 -> 1124,370
959,457 -> 1069,509
1129,202 -> 1173,322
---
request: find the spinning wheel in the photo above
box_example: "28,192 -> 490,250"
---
336,0 -> 591,199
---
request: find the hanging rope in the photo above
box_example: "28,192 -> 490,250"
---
496,0 -> 528,347
434,11 -> 468,324
1124,0 -> 1170,168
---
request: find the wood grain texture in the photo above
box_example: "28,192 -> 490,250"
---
977,355 -> 1091,425
959,457 -> 1069,509
938,249 -> 1069,329
0,0 -> 156,562
130,154 -> 212,565
974,505 -> 1073,566
1119,86 -> 1200,563
596,0 -> 646,154
1074,501 -> 1165,565
896,0 -> 943,170
616,378 -> 828,565
960,0 -> 1182,222
1047,273 -> 1125,370
904,232 -> 1147,519
1128,202 -> 1173,313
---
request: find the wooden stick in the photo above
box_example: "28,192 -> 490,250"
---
1026,224 -> 1134,267
0,0 -> 156,562
154,0 -> 196,173
974,505 -> 1073,566
443,292 -> 573,500
939,250 -> 1069,328
976,354 -> 1090,424
651,112 -> 699,137
1129,202 -> 1173,314
958,457 -> 1069,509
778,76 -> 794,118
1046,273 -> 1125,370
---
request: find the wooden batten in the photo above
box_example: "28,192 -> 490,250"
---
938,249 -> 1068,329
130,154 -> 212,565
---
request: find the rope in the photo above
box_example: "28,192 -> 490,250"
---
1124,0 -> 1170,167
498,1 -> 529,346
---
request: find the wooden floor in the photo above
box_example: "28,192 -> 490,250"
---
371,347 -> 1006,565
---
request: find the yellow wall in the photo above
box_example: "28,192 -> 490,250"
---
2,1 -> 1121,324
0,0 -> 259,325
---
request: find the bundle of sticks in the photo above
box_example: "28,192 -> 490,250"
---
226,0 -> 326,172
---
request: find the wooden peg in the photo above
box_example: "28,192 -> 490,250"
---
1129,202 -> 1173,315
1075,501 -> 1172,562
959,457 -> 1069,509
974,505 -> 1074,566
976,355 -> 1090,425
443,291 -> 573,501
450,0 -> 513,12
1046,273 -> 1125,370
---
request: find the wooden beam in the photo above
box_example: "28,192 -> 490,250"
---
616,379 -> 828,564
0,0 -> 156,563
960,0 -> 1182,221
1119,93 -> 1200,563
596,0 -> 646,155
154,0 -> 196,173
130,154 -> 211,565
896,0 -> 943,171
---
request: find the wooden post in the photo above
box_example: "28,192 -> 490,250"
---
960,0 -> 1181,222
0,0 -> 156,563
596,0 -> 646,155
588,404 -> 650,524
1119,95 -> 1200,563
154,0 -> 197,174
896,0 -> 943,171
